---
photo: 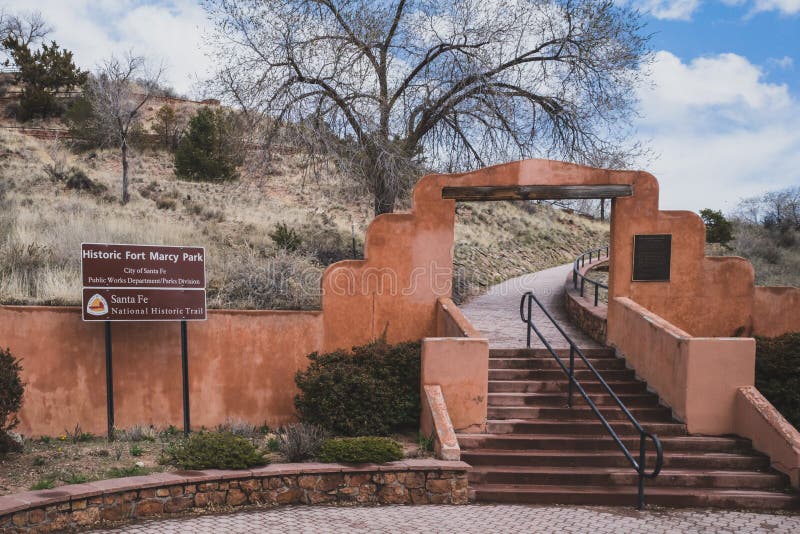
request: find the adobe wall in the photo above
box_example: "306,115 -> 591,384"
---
0,306 -> 324,437
4,158 -> 798,437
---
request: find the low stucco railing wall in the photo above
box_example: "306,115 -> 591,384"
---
0,460 -> 470,532
607,297 -> 755,435
608,296 -> 800,487
420,298 -> 489,459
734,387 -> 800,488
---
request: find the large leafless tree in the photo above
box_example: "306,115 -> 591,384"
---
206,0 -> 649,215
84,53 -> 163,204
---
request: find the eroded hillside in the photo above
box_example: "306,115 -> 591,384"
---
0,129 -> 609,309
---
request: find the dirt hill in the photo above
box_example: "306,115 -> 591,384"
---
0,127 -> 609,310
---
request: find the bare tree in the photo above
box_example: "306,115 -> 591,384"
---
85,53 -> 163,204
0,10 -> 52,48
205,0 -> 649,215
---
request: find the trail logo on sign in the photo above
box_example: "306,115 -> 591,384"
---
86,293 -> 109,316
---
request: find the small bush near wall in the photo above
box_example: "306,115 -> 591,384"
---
295,339 -> 421,436
0,347 -> 24,455
276,423 -> 327,462
160,431 -> 267,469
756,333 -> 800,428
319,437 -> 404,463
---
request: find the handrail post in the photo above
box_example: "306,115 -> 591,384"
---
580,277 -> 585,297
526,295 -> 532,348
637,433 -> 646,510
568,346 -> 575,408
594,283 -> 599,306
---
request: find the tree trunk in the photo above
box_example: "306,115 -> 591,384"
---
373,173 -> 396,216
121,138 -> 129,204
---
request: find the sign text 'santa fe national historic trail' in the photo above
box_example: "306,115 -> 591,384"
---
81,243 -> 207,322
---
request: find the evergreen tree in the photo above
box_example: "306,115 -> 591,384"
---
174,106 -> 241,182
700,208 -> 734,245
2,37 -> 87,120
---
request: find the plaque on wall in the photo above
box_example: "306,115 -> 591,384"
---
632,234 -> 671,282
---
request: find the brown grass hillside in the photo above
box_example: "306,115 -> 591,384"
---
0,128 -> 610,310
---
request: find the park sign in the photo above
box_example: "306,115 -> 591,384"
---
81,243 -> 207,322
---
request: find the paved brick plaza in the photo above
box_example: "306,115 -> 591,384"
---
93,504 -> 800,533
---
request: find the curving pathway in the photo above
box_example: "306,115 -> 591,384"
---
460,263 -> 601,349
93,504 -> 800,533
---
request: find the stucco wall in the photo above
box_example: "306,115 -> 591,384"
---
752,286 -> 800,338
608,297 -> 755,435
0,306 -> 324,437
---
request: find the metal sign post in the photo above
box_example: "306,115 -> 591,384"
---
181,320 -> 190,435
105,321 -> 114,441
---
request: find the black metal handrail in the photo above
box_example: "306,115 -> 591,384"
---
573,245 -> 609,306
519,291 -> 663,510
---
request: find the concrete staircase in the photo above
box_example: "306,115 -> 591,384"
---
458,348 -> 800,509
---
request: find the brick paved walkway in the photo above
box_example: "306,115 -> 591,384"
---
461,263 -> 601,349
92,504 -> 800,533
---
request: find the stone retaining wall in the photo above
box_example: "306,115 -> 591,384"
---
0,460 -> 470,533
564,264 -> 608,345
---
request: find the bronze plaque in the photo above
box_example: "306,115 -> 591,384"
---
82,288 -> 206,322
632,234 -> 671,282
81,243 -> 205,289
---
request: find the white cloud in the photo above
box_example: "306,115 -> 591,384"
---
752,0 -> 800,14
636,51 -> 800,212
634,0 -> 800,18
635,0 -> 703,20
2,0 -> 212,96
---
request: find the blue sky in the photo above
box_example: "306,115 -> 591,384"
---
2,0 -> 799,212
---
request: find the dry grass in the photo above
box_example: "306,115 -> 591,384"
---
0,129 -> 372,309
707,223 -> 800,288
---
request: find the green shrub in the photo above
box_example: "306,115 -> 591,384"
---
105,465 -> 149,478
318,437 -> 404,464
160,431 -> 266,470
129,444 -> 143,457
756,333 -> 800,429
0,347 -> 24,455
294,338 -> 421,436
269,223 -> 302,252
30,477 -> 56,490
174,107 -> 242,182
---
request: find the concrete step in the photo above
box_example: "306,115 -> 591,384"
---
487,405 -> 674,422
488,392 -> 660,407
461,450 -> 770,470
490,348 -> 616,359
468,466 -> 788,490
485,419 -> 688,436
456,434 -> 752,453
489,369 -> 637,381
489,358 -> 626,370
470,484 -> 800,510
489,380 -> 648,394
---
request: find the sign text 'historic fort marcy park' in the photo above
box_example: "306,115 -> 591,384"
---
81,243 -> 207,321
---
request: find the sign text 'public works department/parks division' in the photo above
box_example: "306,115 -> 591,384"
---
81,243 -> 207,322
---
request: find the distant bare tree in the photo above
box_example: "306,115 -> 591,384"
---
85,53 -> 163,204
0,10 -> 51,49
205,0 -> 649,215
1,9 -> 52,68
